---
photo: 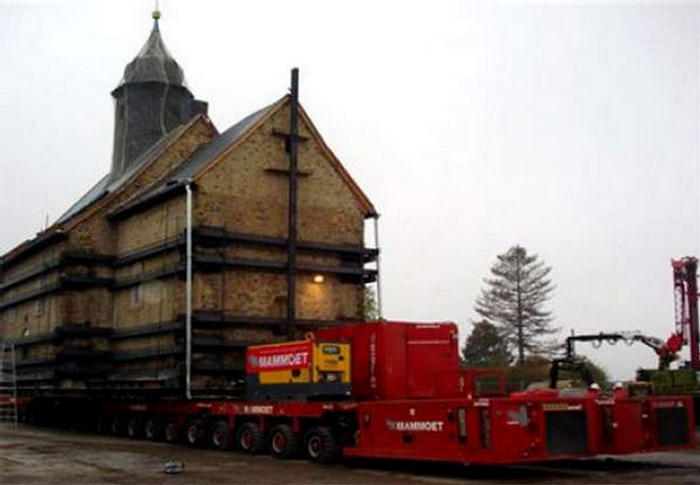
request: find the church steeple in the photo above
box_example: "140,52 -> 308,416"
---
110,10 -> 207,178
117,11 -> 186,89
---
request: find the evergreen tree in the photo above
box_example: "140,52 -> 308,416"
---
505,355 -> 608,391
573,356 -> 608,384
363,286 -> 379,320
475,245 -> 558,365
461,320 -> 512,368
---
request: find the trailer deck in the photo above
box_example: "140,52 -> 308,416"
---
16,386 -> 694,466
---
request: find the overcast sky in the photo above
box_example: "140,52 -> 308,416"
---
1,0 -> 698,379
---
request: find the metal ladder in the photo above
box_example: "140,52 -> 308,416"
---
0,342 -> 18,426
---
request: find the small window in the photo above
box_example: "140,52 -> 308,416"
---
35,298 -> 45,317
131,284 -> 143,308
322,345 -> 341,355
132,262 -> 143,277
143,280 -> 163,304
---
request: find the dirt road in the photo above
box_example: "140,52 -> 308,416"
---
1,425 -> 699,484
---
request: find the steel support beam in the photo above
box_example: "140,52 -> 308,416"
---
373,215 -> 383,319
286,68 -> 299,337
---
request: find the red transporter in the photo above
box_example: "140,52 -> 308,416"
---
318,322 -> 695,464
15,321 -> 696,466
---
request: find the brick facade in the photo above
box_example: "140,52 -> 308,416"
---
0,96 -> 376,395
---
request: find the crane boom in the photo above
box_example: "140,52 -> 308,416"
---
549,258 -> 699,389
672,257 -> 699,370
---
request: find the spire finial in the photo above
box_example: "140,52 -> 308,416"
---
152,0 -> 161,21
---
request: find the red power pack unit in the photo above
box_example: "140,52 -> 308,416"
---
316,321 -> 461,400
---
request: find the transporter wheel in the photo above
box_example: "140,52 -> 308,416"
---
186,419 -> 207,447
23,409 -> 37,425
268,425 -> 300,459
111,416 -> 126,436
144,418 -> 163,441
210,421 -> 232,450
126,417 -> 144,439
96,415 -> 111,434
236,422 -> 265,454
75,414 -> 92,432
304,427 -> 340,464
164,420 -> 182,443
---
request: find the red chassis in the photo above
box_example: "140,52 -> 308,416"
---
10,320 -> 696,466
346,389 -> 694,464
18,374 -> 689,466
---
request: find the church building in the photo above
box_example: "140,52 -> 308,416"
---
0,12 -> 378,395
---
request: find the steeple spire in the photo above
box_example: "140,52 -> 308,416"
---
115,8 -> 185,89
110,8 -> 207,179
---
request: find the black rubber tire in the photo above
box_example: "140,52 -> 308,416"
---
96,415 -> 111,435
268,424 -> 300,459
111,416 -> 126,436
144,418 -> 163,441
23,410 -> 36,425
304,426 -> 341,464
75,415 -> 92,432
126,417 -> 144,439
164,420 -> 182,443
186,419 -> 207,447
210,421 -> 232,451
236,422 -> 265,455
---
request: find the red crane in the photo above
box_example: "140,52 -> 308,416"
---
672,257 -> 699,370
549,258 -> 698,386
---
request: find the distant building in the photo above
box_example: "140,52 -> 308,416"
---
0,14 -> 377,395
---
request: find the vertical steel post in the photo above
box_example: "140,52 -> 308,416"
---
686,258 -> 699,370
373,215 -> 383,320
11,344 -> 17,427
185,181 -> 193,400
286,68 -> 299,336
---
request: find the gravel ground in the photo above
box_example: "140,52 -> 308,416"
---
1,424 -> 699,485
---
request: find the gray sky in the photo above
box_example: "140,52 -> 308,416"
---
1,0 -> 698,379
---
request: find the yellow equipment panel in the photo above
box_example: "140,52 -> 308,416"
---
246,338 -> 351,400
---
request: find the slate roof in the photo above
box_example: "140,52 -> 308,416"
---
55,174 -> 111,225
108,101 -> 277,218
56,121 -> 190,224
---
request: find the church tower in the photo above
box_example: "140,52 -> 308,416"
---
110,10 -> 207,178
